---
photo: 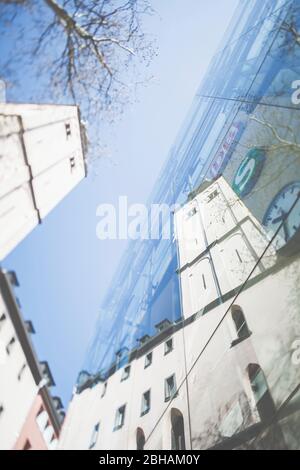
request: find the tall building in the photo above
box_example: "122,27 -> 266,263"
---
59,0 -> 300,450
0,103 -> 87,261
0,269 -> 64,450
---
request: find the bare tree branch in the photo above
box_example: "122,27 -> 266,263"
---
249,114 -> 300,151
0,0 -> 155,166
281,19 -> 300,46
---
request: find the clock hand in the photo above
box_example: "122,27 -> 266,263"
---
272,208 -> 288,225
278,209 -> 290,242
272,215 -> 284,224
282,219 -> 290,242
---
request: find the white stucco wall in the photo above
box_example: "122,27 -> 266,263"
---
0,104 -> 85,261
0,292 -> 38,449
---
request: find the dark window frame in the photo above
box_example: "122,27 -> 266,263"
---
17,363 -> 27,381
164,338 -> 173,356
231,306 -> 251,347
113,404 -> 126,431
144,352 -> 153,369
89,422 -> 100,449
6,336 -> 16,355
65,122 -> 72,138
101,382 -> 107,398
121,365 -> 131,382
165,374 -> 177,402
141,390 -> 151,416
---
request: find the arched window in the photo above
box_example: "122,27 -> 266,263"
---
247,364 -> 276,424
171,408 -> 186,450
136,427 -> 145,450
232,306 -> 250,342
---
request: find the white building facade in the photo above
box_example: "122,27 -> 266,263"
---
0,103 -> 86,261
59,177 -> 300,450
0,269 -> 63,450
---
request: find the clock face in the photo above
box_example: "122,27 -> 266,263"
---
263,181 -> 300,252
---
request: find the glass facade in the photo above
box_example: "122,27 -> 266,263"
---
72,0 -> 300,450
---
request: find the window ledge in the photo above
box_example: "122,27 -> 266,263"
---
230,331 -> 252,348
113,424 -> 123,432
164,348 -> 173,356
164,391 -> 178,402
140,409 -> 150,417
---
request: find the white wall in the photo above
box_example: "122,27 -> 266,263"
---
0,104 -> 85,261
0,292 -> 37,449
59,331 -> 190,450
0,183 -> 39,261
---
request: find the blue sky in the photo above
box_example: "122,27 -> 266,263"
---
2,0 -> 239,405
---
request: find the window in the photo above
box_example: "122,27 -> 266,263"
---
165,374 -> 177,402
36,408 -> 48,432
114,405 -> 126,431
121,365 -> 130,382
101,382 -> 107,398
24,320 -> 35,334
164,338 -> 173,355
141,390 -> 151,416
136,428 -> 145,450
65,122 -> 71,138
0,404 -> 4,417
207,189 -> 218,202
69,156 -> 76,171
247,364 -> 276,424
187,207 -> 197,218
155,319 -> 171,333
144,352 -> 152,368
17,363 -> 27,381
0,313 -> 6,331
231,306 -> 251,346
6,336 -> 15,355
171,408 -> 186,450
43,424 -> 55,446
39,361 -> 55,387
89,423 -> 100,449
115,348 -> 129,369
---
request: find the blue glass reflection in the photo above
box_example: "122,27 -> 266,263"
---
78,0 -> 300,387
